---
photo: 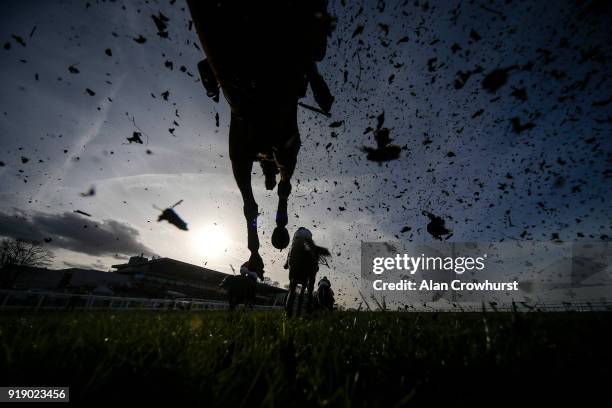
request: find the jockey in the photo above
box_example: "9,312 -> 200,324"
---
317,276 -> 335,307
318,276 -> 331,289
240,262 -> 259,282
284,227 -> 314,269
293,226 -> 313,241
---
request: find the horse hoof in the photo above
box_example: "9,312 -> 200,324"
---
248,253 -> 264,278
272,226 -> 290,250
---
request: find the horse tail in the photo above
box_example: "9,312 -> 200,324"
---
312,242 -> 331,265
313,244 -> 331,257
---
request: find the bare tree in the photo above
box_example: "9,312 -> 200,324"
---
1,238 -> 55,288
0,238 -> 54,267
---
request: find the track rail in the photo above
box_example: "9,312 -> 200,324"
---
0,289 -> 283,312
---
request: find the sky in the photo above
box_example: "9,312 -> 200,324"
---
0,0 -> 610,306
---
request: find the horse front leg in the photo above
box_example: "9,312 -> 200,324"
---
231,159 -> 264,278
271,179 -> 290,250
271,134 -> 299,250
285,280 -> 297,317
296,283 -> 306,317
306,277 -> 315,314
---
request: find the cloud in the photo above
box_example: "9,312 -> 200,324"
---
0,210 -> 153,257
62,259 -> 110,271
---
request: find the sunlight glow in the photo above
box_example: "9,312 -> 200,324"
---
191,224 -> 231,256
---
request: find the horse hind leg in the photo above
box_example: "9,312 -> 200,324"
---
260,158 -> 278,191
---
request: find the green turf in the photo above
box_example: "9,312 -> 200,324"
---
0,311 -> 610,406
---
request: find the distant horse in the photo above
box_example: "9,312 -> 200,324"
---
284,227 -> 330,317
187,1 -> 334,279
314,284 -> 334,312
219,275 -> 256,311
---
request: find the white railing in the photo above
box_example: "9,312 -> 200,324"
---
0,289 -> 283,312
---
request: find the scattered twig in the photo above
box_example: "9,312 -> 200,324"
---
358,290 -> 372,311
298,102 -> 332,117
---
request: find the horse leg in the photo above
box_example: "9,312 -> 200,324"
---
260,158 -> 278,191
271,133 -> 300,250
229,113 -> 264,276
296,283 -> 306,317
271,176 -> 292,250
306,277 -> 315,314
248,285 -> 255,310
286,281 -> 297,317
231,159 -> 264,277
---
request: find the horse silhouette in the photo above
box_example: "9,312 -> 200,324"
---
187,0 -> 334,279
314,281 -> 335,312
219,275 -> 256,310
284,227 -> 330,317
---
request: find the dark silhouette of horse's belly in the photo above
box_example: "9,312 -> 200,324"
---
221,275 -> 257,309
187,0 -> 324,103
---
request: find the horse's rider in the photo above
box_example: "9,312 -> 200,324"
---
293,226 -> 313,241
317,276 -> 335,307
283,227 -> 316,270
318,276 -> 331,291
240,261 -> 259,282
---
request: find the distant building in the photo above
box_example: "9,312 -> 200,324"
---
0,264 -> 130,292
1,256 -> 287,305
112,256 -> 286,304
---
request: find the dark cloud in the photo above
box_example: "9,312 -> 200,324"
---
0,210 -> 153,257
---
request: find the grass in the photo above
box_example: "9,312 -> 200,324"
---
0,311 -> 610,406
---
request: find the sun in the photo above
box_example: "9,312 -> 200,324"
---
191,224 -> 231,256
